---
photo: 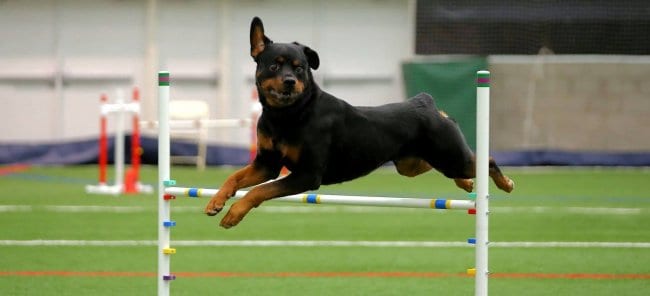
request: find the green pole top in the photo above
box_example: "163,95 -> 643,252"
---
477,70 -> 490,87
158,71 -> 170,86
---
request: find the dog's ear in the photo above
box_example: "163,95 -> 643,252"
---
293,42 -> 320,70
250,17 -> 272,60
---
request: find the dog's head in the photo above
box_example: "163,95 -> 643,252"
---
250,17 -> 320,108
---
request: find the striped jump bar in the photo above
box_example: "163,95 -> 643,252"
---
164,187 -> 475,210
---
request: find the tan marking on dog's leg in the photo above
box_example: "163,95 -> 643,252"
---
463,155 -> 514,193
394,157 -> 433,177
490,168 -> 514,193
220,173 -> 320,229
205,131 -> 280,216
454,178 -> 474,192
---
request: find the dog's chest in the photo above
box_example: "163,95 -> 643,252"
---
257,130 -> 302,165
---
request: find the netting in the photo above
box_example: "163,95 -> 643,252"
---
415,0 -> 650,55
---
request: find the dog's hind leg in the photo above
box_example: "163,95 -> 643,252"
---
394,156 -> 476,192
427,153 -> 514,193
454,178 -> 474,192
487,157 -> 515,192
459,155 -> 515,193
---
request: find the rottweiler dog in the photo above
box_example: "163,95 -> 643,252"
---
205,17 -> 514,228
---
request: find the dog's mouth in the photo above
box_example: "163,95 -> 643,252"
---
265,89 -> 301,107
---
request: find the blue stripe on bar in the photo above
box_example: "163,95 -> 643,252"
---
434,199 -> 447,209
188,188 -> 199,197
306,194 -> 318,204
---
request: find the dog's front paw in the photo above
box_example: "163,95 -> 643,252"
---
204,191 -> 231,216
219,199 -> 255,229
204,201 -> 224,216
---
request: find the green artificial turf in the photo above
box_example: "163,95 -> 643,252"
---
0,165 -> 648,295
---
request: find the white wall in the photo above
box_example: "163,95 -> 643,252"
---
0,0 -> 413,146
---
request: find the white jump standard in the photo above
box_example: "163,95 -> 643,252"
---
474,70 -> 491,296
157,70 -> 493,296
86,89 -> 153,195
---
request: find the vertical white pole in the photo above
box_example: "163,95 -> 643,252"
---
158,71 -> 171,296
115,89 -> 126,194
475,70 -> 490,296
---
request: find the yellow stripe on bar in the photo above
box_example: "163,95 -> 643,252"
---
163,248 -> 176,254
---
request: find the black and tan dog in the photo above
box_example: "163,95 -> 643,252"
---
205,17 -> 514,228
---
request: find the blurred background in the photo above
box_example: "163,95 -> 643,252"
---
1,0 -> 648,167
1,2 -> 648,295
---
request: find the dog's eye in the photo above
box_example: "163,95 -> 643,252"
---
295,66 -> 304,74
269,64 -> 280,72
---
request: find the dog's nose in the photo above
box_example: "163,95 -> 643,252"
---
283,77 -> 296,87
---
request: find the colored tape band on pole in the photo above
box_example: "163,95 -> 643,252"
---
188,188 -> 200,198
477,71 -> 490,87
434,199 -> 447,209
159,71 -> 170,86
305,194 -> 319,204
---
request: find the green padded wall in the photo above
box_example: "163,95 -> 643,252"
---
402,57 -> 488,150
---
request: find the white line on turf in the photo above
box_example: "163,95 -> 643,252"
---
0,240 -> 648,248
0,205 -> 643,215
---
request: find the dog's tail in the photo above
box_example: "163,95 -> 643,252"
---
410,92 -> 436,109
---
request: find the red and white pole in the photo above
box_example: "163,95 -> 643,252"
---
131,88 -> 141,179
124,87 -> 142,194
98,94 -> 108,185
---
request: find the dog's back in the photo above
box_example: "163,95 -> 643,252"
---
316,91 -> 463,184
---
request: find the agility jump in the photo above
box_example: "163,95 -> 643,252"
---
156,70 -> 492,296
165,187 -> 475,210
85,88 -> 153,195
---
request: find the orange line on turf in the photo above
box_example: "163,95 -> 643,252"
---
0,164 -> 30,176
492,273 -> 650,280
1,271 -> 649,280
0,271 -> 156,277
